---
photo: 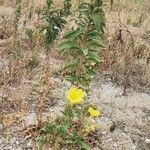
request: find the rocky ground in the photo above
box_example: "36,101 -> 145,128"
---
0,77 -> 150,150
91,80 -> 150,150
0,1 -> 150,150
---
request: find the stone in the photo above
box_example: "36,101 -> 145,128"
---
24,113 -> 37,127
16,148 -> 23,150
27,139 -> 33,147
0,60 -> 6,70
63,80 -> 72,88
145,138 -> 150,144
132,145 -> 137,150
10,137 -> 16,144
113,143 -> 118,147
0,124 -> 3,130
16,140 -> 20,145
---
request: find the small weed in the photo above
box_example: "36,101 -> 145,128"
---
37,87 -> 101,150
142,30 -> 150,41
27,55 -> 39,70
132,13 -> 145,27
14,0 -> 22,32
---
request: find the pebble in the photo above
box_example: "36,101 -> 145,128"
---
4,146 -> 13,150
16,148 -> 23,150
145,138 -> 150,144
10,137 -> 16,144
63,80 -> 72,88
0,39 -> 7,44
24,113 -> 37,127
27,140 -> 32,147
107,138 -> 113,142
101,131 -> 107,135
132,145 -> 137,150
0,124 -> 3,130
16,140 -> 20,145
0,59 -> 7,71
113,143 -> 117,147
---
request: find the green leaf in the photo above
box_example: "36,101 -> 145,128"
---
82,48 -> 88,56
76,139 -> 90,150
65,74 -> 77,82
53,16 -> 66,30
78,76 -> 89,86
25,28 -> 34,39
88,41 -> 104,50
86,67 -> 96,76
36,136 -> 47,150
65,63 -> 78,72
58,124 -> 69,137
86,52 -> 100,62
87,30 -> 103,41
93,6 -> 104,13
88,34 -> 101,40
59,41 -> 79,53
41,123 -> 57,134
78,3 -> 90,12
63,29 -> 76,38
90,39 -> 105,47
90,13 -> 101,32
75,16 -> 88,28
63,28 -> 84,40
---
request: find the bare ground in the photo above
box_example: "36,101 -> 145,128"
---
0,76 -> 150,150
0,0 -> 150,149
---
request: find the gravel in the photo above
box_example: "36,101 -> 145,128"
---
0,79 -> 150,150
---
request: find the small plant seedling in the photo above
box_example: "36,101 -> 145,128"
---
14,0 -> 22,33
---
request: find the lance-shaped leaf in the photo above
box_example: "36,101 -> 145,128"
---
86,51 -> 100,62
82,48 -> 89,56
59,41 -> 79,53
63,28 -> 84,40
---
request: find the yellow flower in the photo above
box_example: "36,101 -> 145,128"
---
85,124 -> 97,133
88,107 -> 100,117
91,61 -> 96,66
66,87 -> 86,105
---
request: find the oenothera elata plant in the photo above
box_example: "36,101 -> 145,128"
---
59,0 -> 105,85
42,0 -> 72,47
37,87 -> 101,149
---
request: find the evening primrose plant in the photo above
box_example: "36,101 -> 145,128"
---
37,87 -> 101,150
41,0 -> 72,47
60,0 -> 105,86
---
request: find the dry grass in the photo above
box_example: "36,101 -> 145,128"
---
98,0 -> 150,93
0,0 -> 150,129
